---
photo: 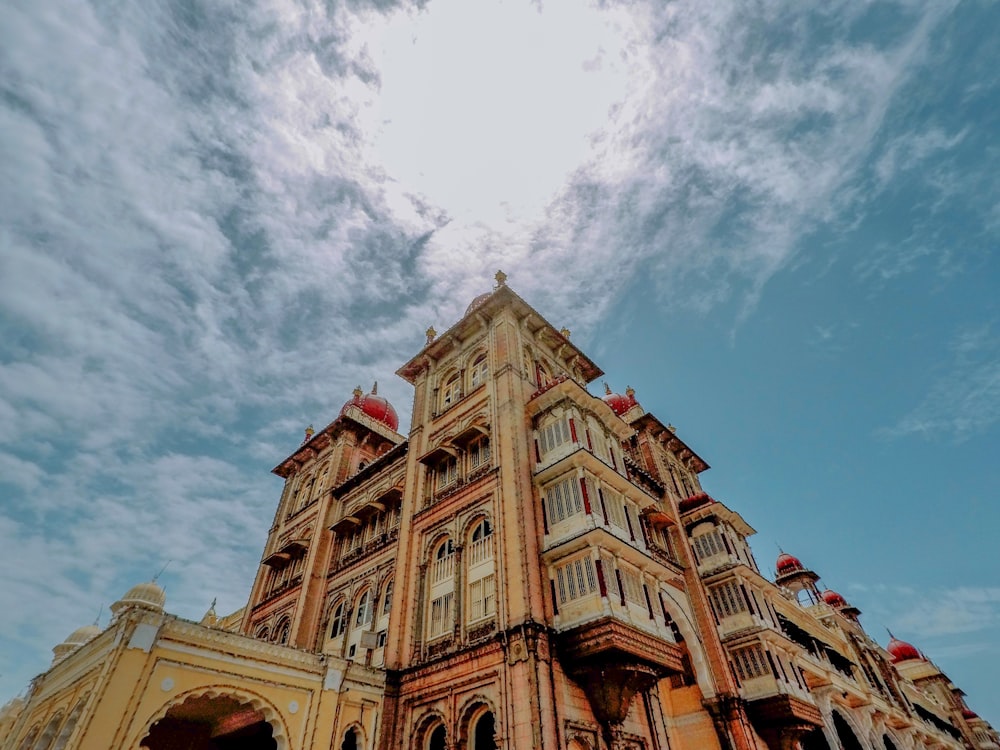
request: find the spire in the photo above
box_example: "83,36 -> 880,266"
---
604,382 -> 612,395
353,385 -> 363,400
494,269 -> 507,287
372,381 -> 378,395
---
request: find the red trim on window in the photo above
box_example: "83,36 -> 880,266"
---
597,488 -> 610,525
614,570 -> 626,606
569,418 -> 578,443
534,439 -> 541,463
550,579 -> 559,614
585,429 -> 593,451
579,478 -> 592,514
595,559 -> 608,597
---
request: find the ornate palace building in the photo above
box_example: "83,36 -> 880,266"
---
2,275 -> 997,750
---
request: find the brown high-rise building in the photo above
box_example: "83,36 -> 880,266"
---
2,276 -> 997,750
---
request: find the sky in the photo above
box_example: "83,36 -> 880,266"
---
1,0 -> 998,726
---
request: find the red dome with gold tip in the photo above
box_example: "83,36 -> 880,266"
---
886,635 -> 922,663
776,552 -> 803,575
340,383 -> 399,432
962,708 -> 979,720
679,492 -> 714,512
602,383 -> 637,416
822,590 -> 848,608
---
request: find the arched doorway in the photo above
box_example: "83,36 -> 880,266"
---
472,711 -> 496,750
832,711 -> 865,750
141,694 -> 277,750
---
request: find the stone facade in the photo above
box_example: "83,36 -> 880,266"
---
2,277 -> 996,750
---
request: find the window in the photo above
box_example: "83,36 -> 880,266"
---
276,617 -> 291,645
330,601 -> 346,637
255,625 -> 270,641
620,567 -> 645,606
692,527 -> 726,561
554,557 -> 598,604
468,518 -> 493,565
710,580 -> 748,618
545,476 -> 584,525
538,418 -> 572,456
376,630 -> 388,648
470,353 -> 489,388
436,455 -> 458,490
469,436 -> 491,470
731,645 -> 769,681
354,590 -> 373,628
381,580 -> 393,616
442,372 -> 461,409
429,592 -> 454,637
602,555 -> 621,600
603,489 -> 628,531
432,539 -> 455,582
468,574 -> 496,622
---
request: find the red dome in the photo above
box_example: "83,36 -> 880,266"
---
776,553 -> 803,575
962,708 -> 979,720
822,590 -> 848,608
601,383 -> 637,416
466,292 -> 492,315
340,385 -> 399,431
886,636 -> 922,663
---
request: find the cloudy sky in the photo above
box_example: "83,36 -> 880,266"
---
2,0 -> 998,724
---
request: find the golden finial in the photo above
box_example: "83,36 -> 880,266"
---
494,269 -> 507,287
559,327 -> 571,339
625,385 -> 635,399
353,385 -> 363,400
303,424 -> 315,441
604,382 -> 612,395
667,423 -> 677,433
371,381 -> 378,395
426,326 -> 437,344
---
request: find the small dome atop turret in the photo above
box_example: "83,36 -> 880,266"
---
679,492 -> 714,513
340,383 -> 399,432
776,552 -> 803,575
962,708 -> 979,720
822,590 -> 848,608
51,623 -> 101,663
466,292 -> 493,315
887,634 -> 923,663
111,580 -> 166,616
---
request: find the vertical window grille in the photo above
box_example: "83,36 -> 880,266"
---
538,418 -> 572,456
554,557 -> 599,603
709,580 -> 748,618
429,592 -> 454,637
621,568 -> 645,606
602,555 -> 621,601
545,476 -> 585,525
605,490 -> 628,530
468,574 -> 496,621
731,645 -> 769,681
693,529 -> 726,561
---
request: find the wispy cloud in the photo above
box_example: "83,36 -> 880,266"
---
881,324 -> 1000,440
849,582 -> 1000,641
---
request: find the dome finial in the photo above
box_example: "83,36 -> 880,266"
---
559,327 -> 571,339
353,385 -> 363,399
625,385 -> 635,399
426,326 -> 437,344
371,381 -> 378,395
494,269 -> 507,287
152,560 -> 171,583
303,424 -> 315,442
604,381 -> 612,395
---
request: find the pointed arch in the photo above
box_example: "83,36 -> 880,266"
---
329,598 -> 347,638
457,696 -> 499,750
31,710 -> 62,750
52,695 -> 89,750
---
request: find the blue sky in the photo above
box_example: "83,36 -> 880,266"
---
1,0 -> 998,724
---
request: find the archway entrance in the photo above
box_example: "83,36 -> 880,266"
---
801,727 -> 832,750
832,711 -> 864,750
141,694 -> 276,750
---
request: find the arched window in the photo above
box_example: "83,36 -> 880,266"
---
433,538 -> 455,580
467,518 -> 496,623
473,711 -> 497,750
16,725 -> 39,750
341,728 -> 359,750
381,580 -> 394,616
470,353 -> 489,389
471,518 -> 493,543
275,617 -> 291,645
330,601 -> 346,638
52,698 -> 87,750
255,625 -> 270,641
31,712 -> 62,750
468,435 -> 490,470
428,724 -> 446,750
354,590 -> 373,628
832,711 -> 864,750
441,372 -> 461,410
428,537 -> 456,639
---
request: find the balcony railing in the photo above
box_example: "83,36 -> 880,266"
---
467,536 -> 493,566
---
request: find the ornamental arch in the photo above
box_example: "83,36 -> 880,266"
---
135,687 -> 289,750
